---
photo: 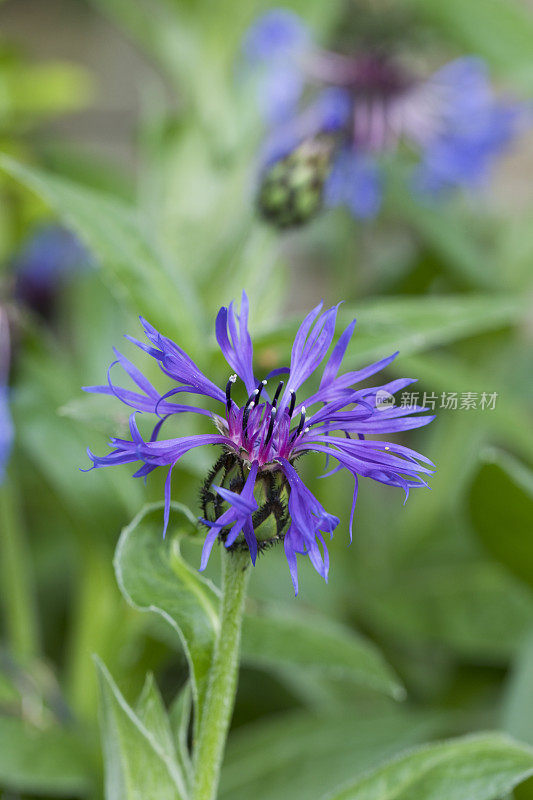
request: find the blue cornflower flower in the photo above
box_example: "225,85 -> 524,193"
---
83,293 -> 434,593
0,309 -> 14,483
247,10 -> 528,226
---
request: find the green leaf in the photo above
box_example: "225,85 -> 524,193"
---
469,450 -> 533,589
502,632 -> 533,747
324,733 -> 533,800
135,673 -> 177,765
13,331 -> 142,528
254,295 -> 527,371
96,657 -> 186,800
169,683 -> 193,790
220,708 -> 446,800
114,502 -> 220,737
0,481 -> 39,661
0,715 -> 92,797
516,778 -> 533,800
241,607 -> 404,700
0,155 -> 202,350
407,0 -> 533,86
354,558 -> 533,661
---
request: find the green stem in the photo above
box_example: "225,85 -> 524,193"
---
191,549 -> 250,800
0,479 -> 39,660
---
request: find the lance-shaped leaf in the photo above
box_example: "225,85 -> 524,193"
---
96,658 -> 186,800
114,502 -> 220,737
323,733 -> 533,800
220,707 -> 447,800
134,674 -> 194,793
135,673 -> 177,765
253,294 -> 528,370
169,683 -> 194,791
0,155 -> 202,351
241,607 -> 404,700
469,449 -> 533,589
503,632 -> 533,748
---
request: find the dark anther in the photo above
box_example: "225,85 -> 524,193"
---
264,407 -> 277,447
272,381 -> 284,408
242,394 -> 257,433
294,406 -> 306,439
225,374 -> 236,414
287,391 -> 296,418
243,380 -> 267,433
253,379 -> 267,407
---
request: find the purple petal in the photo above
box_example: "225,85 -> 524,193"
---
243,520 -> 258,565
279,304 -> 340,410
284,527 -> 299,595
112,347 -> 158,398
163,462 -> 176,539
216,292 -> 256,394
0,385 -> 13,483
135,318 -> 225,403
325,150 -> 383,219
278,457 -> 339,586
224,519 -> 247,548
243,9 -> 310,64
301,351 -> 400,410
200,528 -> 220,571
260,87 -> 352,167
214,483 -> 258,514
320,318 -> 356,388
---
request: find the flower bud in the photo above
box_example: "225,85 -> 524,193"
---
257,136 -> 335,228
200,452 -> 290,553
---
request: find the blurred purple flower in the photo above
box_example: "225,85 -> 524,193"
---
242,8 -> 310,125
0,310 -> 13,483
14,224 -> 91,318
247,9 -> 527,222
83,293 -> 433,593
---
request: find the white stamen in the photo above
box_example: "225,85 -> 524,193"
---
229,374 -> 237,383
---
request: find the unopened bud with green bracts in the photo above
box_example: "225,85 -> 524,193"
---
201,452 -> 290,554
257,136 -> 336,228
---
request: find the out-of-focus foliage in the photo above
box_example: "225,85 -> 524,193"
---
0,0 -> 532,798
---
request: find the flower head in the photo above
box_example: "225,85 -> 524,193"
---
84,293 -> 434,593
247,9 -> 527,226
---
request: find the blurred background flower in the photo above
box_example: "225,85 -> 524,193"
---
12,224 -> 92,318
0,309 -> 14,482
248,7 -> 530,226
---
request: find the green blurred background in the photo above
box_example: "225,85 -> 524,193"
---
0,0 -> 532,798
